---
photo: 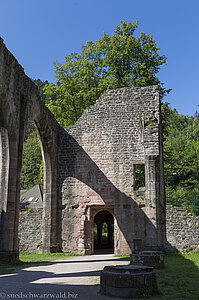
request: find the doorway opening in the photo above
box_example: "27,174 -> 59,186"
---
94,210 -> 114,254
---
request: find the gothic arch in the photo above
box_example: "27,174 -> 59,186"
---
0,38 -> 60,261
0,89 -> 20,260
34,113 -> 59,252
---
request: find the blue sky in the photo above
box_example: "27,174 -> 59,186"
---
0,0 -> 199,116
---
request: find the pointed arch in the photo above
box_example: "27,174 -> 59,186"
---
34,113 -> 59,252
0,86 -> 20,260
0,39 -> 60,260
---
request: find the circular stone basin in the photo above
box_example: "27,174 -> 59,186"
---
100,264 -> 157,298
130,251 -> 164,269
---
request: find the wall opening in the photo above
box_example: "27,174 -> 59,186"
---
94,210 -> 114,254
19,122 -> 44,251
21,123 -> 43,195
134,164 -> 145,190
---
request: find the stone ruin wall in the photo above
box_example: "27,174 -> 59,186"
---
17,85 -> 199,254
0,38 -> 60,259
166,205 -> 199,252
18,206 -> 199,253
19,208 -> 42,252
1,37 -> 198,258
57,86 -> 165,255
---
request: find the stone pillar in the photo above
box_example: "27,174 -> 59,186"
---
145,155 -> 158,249
41,153 -> 58,252
0,131 -> 21,261
35,118 -> 59,253
0,127 -> 9,259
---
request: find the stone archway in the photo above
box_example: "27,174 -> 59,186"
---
0,88 -> 20,261
34,114 -> 59,253
0,38 -> 60,261
94,210 -> 114,253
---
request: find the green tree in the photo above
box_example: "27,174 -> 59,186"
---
21,21 -> 170,190
163,105 -> 199,213
21,129 -> 43,189
44,20 -> 169,126
20,80 -> 49,190
33,79 -> 49,104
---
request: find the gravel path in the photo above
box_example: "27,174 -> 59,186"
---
0,254 -> 129,300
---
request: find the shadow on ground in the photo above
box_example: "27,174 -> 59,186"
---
0,254 -> 199,299
0,256 -> 129,300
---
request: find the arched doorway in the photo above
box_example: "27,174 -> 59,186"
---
94,210 -> 114,254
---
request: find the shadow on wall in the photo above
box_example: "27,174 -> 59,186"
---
58,128 -> 174,254
0,210 -> 6,253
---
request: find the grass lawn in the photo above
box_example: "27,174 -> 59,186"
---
116,252 -> 199,299
156,252 -> 199,299
19,252 -> 82,263
0,252 -> 199,299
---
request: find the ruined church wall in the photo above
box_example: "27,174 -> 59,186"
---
0,38 -> 60,258
18,205 -> 199,253
58,86 -> 164,254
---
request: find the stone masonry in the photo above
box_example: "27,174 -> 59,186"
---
57,86 -> 166,255
19,208 -> 42,252
18,205 -> 199,253
0,38 -> 60,261
0,38 -> 167,260
166,205 -> 199,252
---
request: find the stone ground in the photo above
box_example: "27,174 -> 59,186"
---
0,254 -> 136,300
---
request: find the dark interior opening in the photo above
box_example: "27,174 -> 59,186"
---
94,210 -> 114,254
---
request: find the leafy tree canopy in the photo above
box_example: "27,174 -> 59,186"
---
44,20 -> 170,126
33,79 -> 49,104
163,103 -> 199,214
21,22 -> 199,215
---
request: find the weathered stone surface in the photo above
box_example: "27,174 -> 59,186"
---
18,204 -> 199,253
100,264 -> 157,298
19,208 -> 42,252
166,205 -> 199,252
130,251 -> 164,268
0,38 -> 60,260
4,37 -> 198,258
58,86 -> 166,255
0,38 -> 167,260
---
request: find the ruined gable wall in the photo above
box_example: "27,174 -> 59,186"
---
58,86 -> 164,254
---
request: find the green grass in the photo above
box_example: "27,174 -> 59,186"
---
156,252 -> 199,300
114,254 -> 130,259
0,252 -> 199,299
19,252 -> 82,263
0,252 -> 82,274
112,253 -> 199,299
